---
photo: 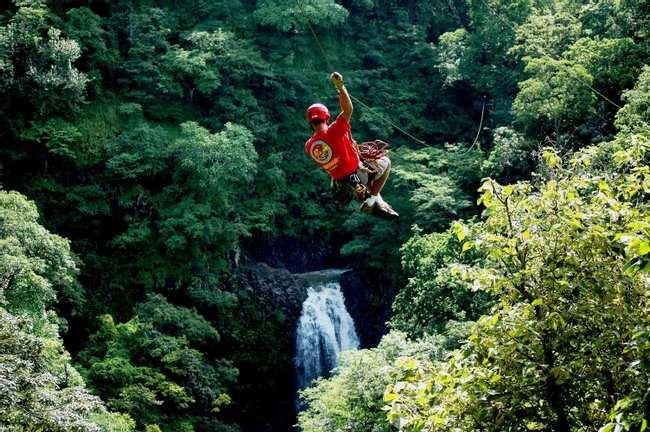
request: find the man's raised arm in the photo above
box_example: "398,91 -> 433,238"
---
332,72 -> 353,122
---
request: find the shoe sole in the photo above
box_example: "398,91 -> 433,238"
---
359,203 -> 398,220
374,209 -> 399,220
363,207 -> 398,220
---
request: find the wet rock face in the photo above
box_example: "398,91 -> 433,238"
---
339,269 -> 390,349
236,261 -> 310,319
232,262 -> 310,432
245,234 -> 340,273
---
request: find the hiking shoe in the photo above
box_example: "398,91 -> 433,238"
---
360,201 -> 399,220
374,202 -> 399,220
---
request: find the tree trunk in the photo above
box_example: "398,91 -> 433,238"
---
543,340 -> 570,432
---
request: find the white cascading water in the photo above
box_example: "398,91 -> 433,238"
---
294,273 -> 360,392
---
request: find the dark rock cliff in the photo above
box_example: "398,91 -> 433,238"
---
340,269 -> 391,348
235,260 -> 310,325
245,233 -> 342,273
230,260 -> 309,432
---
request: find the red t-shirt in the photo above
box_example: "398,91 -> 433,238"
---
305,113 -> 360,180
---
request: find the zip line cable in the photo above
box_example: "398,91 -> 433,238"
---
295,0 -> 624,154
294,0 -> 335,72
478,0 -> 622,110
294,0 -> 428,146
348,95 -> 429,146
459,94 -> 487,155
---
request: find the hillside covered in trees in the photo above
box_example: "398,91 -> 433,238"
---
1,0 -> 649,431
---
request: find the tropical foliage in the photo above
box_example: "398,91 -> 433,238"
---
385,134 -> 650,431
0,191 -> 135,431
1,0 -> 649,430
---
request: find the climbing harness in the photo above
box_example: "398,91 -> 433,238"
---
329,140 -> 390,205
330,177 -> 356,205
331,172 -> 370,205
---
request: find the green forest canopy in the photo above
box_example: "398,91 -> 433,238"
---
1,0 -> 649,431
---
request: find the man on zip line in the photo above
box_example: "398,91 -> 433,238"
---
305,72 -> 398,220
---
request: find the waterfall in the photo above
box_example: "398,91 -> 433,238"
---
294,271 -> 360,392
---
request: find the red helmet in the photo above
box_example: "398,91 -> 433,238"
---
306,103 -> 330,123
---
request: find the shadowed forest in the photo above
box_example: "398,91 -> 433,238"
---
1,0 -> 650,431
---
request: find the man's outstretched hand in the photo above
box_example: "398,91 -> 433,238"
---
331,72 -> 344,90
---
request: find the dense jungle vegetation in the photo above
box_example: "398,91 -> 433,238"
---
1,0 -> 649,430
